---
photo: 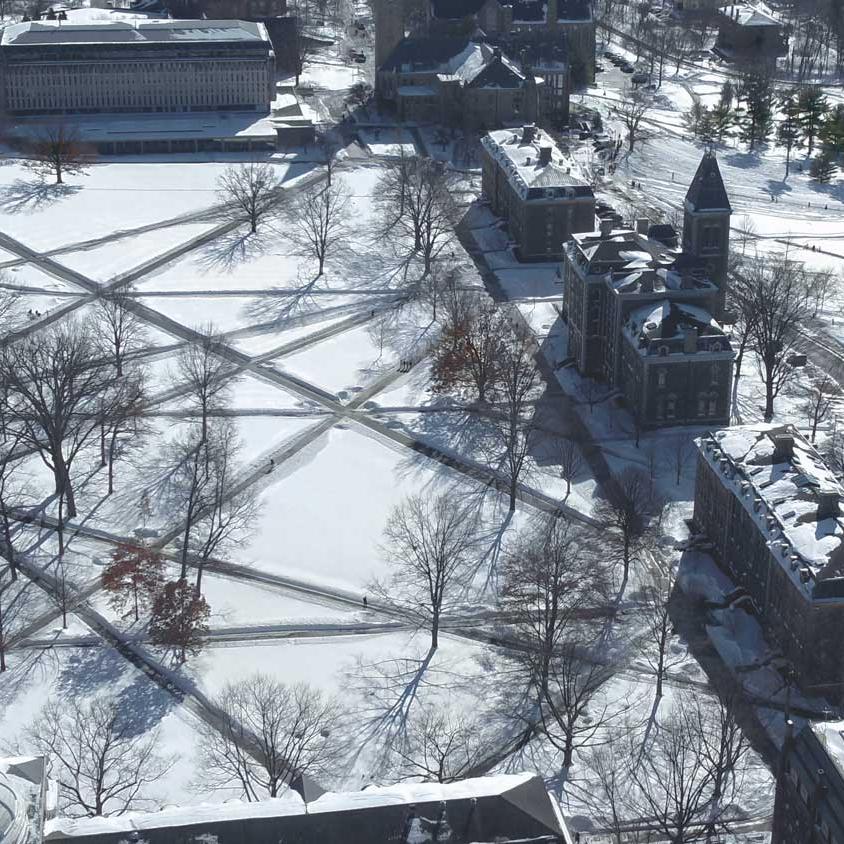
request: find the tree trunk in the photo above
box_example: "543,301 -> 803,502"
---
54,453 -> 76,519
195,557 -> 205,596
181,519 -> 192,581
764,372 -> 775,421
318,253 -> 325,276
430,603 -> 440,651
563,730 -> 574,768
509,477 -> 517,512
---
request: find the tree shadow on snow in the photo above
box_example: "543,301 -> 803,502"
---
56,644 -> 133,698
195,225 -> 273,276
0,179 -> 81,214
113,670 -> 181,737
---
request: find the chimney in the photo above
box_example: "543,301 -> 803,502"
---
772,433 -> 794,462
599,218 -> 613,238
683,326 -> 698,353
521,124 -> 536,144
818,491 -> 841,520
538,145 -> 552,166
636,217 -> 649,235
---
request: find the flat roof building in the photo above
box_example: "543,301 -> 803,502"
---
0,19 -> 275,115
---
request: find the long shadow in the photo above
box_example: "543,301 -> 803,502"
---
0,179 -> 82,214
195,225 -> 272,275
114,669 -> 181,737
56,644 -> 132,698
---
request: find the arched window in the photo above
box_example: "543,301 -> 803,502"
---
666,394 -> 677,419
657,369 -> 667,388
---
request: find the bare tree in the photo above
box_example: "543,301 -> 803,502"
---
666,437 -> 694,486
102,375 -> 146,496
293,17 -> 315,86
639,564 -> 682,704
190,420 -> 260,595
0,430 -> 27,581
217,161 -> 281,234
289,178 -> 351,276
315,128 -> 343,186
802,374 -> 840,441
22,123 -> 91,184
614,89 -> 653,151
809,267 -> 835,317
175,328 -> 237,442
487,321 -> 541,512
627,693 -> 752,843
0,560 -> 35,672
378,494 -> 479,652
582,742 -> 636,844
0,320 -> 116,519
27,698 -> 172,816
594,468 -> 664,585
395,705 -> 483,783
430,293 -> 507,404
557,438 -> 583,501
543,636 -> 620,769
376,154 -> 458,274
502,515 -> 607,703
346,80 -> 373,115
734,255 -> 810,421
95,289 -> 146,378
0,283 -> 21,341
196,675 -> 340,800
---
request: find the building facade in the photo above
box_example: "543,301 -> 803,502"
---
694,425 -> 844,698
716,3 -> 788,63
772,720 -> 844,844
376,37 -> 545,129
481,124 -> 594,260
561,151 -> 735,429
0,20 -> 274,115
427,0 -> 595,83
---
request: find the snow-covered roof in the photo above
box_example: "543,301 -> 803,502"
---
718,3 -> 781,26
699,426 -> 844,598
481,127 -> 593,201
0,757 -> 46,844
623,300 -> 731,357
46,773 -> 569,844
810,721 -> 844,782
1,19 -> 269,47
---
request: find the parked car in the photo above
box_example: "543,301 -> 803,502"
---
349,49 -> 366,63
620,62 -> 634,72
632,71 -> 650,84
604,48 -> 618,58
595,62 -> 606,72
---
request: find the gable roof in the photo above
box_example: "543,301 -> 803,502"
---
45,774 -> 569,844
430,0 -> 590,21
430,0 -> 489,18
685,151 -> 731,212
467,51 -> 525,87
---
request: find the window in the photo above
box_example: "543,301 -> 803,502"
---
708,394 -> 718,416
657,369 -> 666,388
666,394 -> 677,419
711,364 -> 719,385
697,393 -> 706,416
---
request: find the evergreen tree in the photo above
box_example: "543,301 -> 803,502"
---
798,85 -> 829,155
719,79 -> 734,109
820,104 -> 844,154
684,102 -> 709,138
810,151 -> 837,183
777,90 -> 803,177
736,73 -> 774,150
710,100 -> 734,143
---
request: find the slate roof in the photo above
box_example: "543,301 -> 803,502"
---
430,0 -> 488,18
685,150 -> 731,212
379,36 -> 479,72
45,773 -> 569,844
468,52 -> 525,87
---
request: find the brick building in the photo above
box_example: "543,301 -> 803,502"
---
694,425 -> 844,698
561,151 -> 734,429
716,3 -> 788,64
772,720 -> 844,844
480,124 -> 594,260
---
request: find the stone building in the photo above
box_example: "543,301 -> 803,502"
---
376,37 -> 545,129
561,151 -> 734,429
694,425 -> 844,698
163,0 -> 287,16
480,124 -> 594,260
0,19 -> 274,115
427,0 -> 595,83
716,3 -> 788,63
772,720 -> 844,844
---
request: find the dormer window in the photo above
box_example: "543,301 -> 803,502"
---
659,346 -> 669,357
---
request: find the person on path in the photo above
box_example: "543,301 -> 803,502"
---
363,595 -> 368,609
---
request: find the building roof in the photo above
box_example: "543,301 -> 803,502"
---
1,19 -> 269,47
0,758 -> 46,844
482,126 -> 593,200
381,36 -> 487,76
624,300 -> 730,356
45,773 -> 570,844
699,425 -> 844,599
685,150 -> 731,212
718,2 -> 781,26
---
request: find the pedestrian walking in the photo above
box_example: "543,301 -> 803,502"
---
363,595 -> 368,609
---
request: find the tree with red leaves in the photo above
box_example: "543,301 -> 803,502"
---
101,543 -> 164,623
149,578 -> 210,663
